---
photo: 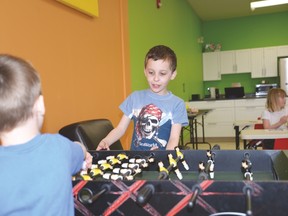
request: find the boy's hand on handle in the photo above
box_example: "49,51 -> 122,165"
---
96,140 -> 110,151
82,152 -> 93,170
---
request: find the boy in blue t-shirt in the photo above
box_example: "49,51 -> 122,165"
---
97,45 -> 188,151
0,54 -> 92,216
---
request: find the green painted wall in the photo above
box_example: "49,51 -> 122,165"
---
128,0 -> 203,101
128,1 -> 288,100
202,12 -> 288,96
203,12 -> 288,50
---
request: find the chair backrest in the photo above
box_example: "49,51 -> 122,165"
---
58,119 -> 123,150
254,123 -> 264,129
274,138 -> 288,150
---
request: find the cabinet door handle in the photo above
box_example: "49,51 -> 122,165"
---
246,107 -> 256,109
262,67 -> 266,76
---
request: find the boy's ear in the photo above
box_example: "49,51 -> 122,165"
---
143,68 -> 147,76
34,95 -> 45,116
170,70 -> 177,80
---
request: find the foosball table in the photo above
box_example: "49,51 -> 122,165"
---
72,149 -> 288,216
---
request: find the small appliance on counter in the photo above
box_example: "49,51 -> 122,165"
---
225,87 -> 245,99
190,94 -> 200,101
255,83 -> 277,97
207,87 -> 219,99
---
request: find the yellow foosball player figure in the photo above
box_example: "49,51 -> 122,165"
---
99,162 -> 113,171
158,161 -> 169,180
73,170 -> 93,181
107,157 -> 122,166
168,153 -> 183,180
89,165 -> 104,179
116,153 -> 129,161
175,146 -> 189,170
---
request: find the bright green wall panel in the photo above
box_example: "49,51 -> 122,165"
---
203,12 -> 288,50
128,0 -> 203,101
128,2 -> 288,101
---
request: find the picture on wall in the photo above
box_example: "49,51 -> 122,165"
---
57,0 -> 99,17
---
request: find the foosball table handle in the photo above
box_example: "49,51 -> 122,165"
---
188,184 -> 202,209
78,184 -> 110,204
136,184 -> 155,206
243,185 -> 253,216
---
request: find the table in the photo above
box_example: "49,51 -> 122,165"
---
233,121 -> 257,150
180,109 -> 211,150
73,149 -> 288,216
241,129 -> 288,149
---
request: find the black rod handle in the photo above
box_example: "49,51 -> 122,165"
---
136,184 -> 155,206
188,185 -> 202,209
243,185 -> 253,216
78,184 -> 110,204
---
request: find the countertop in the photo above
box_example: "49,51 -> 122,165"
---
190,94 -> 266,102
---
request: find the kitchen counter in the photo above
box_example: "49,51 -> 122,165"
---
192,94 -> 266,102
186,97 -> 267,138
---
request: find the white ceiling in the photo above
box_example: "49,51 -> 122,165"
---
187,0 -> 288,21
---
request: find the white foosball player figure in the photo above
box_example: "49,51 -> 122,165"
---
198,161 -> 208,180
121,163 -> 142,175
241,159 -> 253,181
102,173 -> 124,180
206,150 -> 215,179
129,158 -> 149,168
112,168 -> 132,176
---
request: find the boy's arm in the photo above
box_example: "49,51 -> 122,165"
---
166,123 -> 182,150
74,141 -> 92,169
96,115 -> 131,150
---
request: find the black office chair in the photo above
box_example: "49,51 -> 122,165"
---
58,119 -> 123,150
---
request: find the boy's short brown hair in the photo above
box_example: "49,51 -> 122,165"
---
0,54 -> 41,132
144,45 -> 177,72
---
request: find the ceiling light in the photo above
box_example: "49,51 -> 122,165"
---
250,0 -> 288,10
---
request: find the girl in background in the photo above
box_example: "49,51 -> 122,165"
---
261,88 -> 288,149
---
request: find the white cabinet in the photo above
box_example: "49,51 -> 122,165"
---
220,49 -> 251,74
203,52 -> 221,81
204,107 -> 235,137
251,47 -> 278,78
202,45 -> 288,80
277,45 -> 288,57
187,100 -> 235,137
234,98 -> 266,122
187,98 -> 267,138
